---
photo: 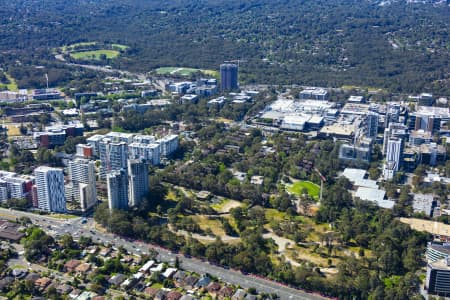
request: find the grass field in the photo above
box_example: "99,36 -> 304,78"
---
0,73 -> 18,91
112,43 -> 129,50
287,181 -> 320,199
156,67 -> 218,77
70,50 -> 120,60
191,215 -> 226,236
211,199 -> 243,213
61,42 -> 98,52
5,125 -> 21,137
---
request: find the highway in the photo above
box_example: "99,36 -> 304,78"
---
0,208 -> 328,300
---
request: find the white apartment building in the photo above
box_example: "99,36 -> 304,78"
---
34,166 -> 66,212
68,158 -> 97,212
128,159 -> 149,207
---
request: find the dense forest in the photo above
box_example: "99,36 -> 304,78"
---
0,0 -> 450,94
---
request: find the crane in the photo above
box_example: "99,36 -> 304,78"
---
298,160 -> 327,203
313,167 -> 326,203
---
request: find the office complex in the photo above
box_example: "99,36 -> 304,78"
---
107,169 -> 129,211
220,63 -> 238,91
128,160 -> 149,207
366,112 -> 379,139
385,103 -> 401,128
68,158 -> 97,212
383,137 -> 403,180
426,258 -> 450,296
34,166 -> 66,213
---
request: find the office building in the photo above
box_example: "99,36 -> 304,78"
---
382,123 -> 408,155
426,258 -> 450,296
409,106 -> 450,133
299,88 -> 329,101
32,89 -> 62,101
128,160 -> 149,207
427,243 -> 450,263
34,166 -> 66,213
68,158 -> 97,212
366,112 -> 379,139
409,113 -> 441,133
339,144 -> 371,165
107,169 -> 128,211
220,64 -> 238,91
383,137 -> 403,180
385,103 -> 401,128
418,93 -> 434,106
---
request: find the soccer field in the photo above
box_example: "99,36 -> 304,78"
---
156,67 -> 218,77
70,50 -> 120,60
287,181 -> 320,199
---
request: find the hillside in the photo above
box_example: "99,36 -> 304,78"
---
0,0 -> 449,93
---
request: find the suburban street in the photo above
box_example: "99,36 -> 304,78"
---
0,207 -> 328,300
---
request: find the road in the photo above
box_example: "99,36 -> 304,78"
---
1,208 -> 328,300
54,54 -> 167,91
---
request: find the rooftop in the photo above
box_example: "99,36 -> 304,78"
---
355,187 -> 392,209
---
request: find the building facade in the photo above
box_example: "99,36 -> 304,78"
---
99,139 -> 128,179
34,166 -> 66,213
68,158 -> 97,212
426,258 -> 450,296
107,169 -> 128,211
128,160 -> 149,207
220,64 -> 238,91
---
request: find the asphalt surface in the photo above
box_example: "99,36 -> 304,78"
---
0,208 -> 328,300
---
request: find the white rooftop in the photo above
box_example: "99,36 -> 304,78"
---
342,168 -> 378,189
355,187 -> 392,209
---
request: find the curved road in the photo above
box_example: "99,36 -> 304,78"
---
0,208 -> 328,300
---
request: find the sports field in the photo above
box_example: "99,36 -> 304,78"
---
287,181 -> 320,199
156,67 -> 218,77
70,50 -> 120,60
112,44 -> 129,50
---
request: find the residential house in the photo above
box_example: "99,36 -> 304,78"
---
35,277 -> 52,292
0,277 -> 13,292
108,274 -> 127,286
173,270 -> 187,285
155,289 -> 169,300
218,286 -> 234,299
167,291 -> 183,300
64,259 -> 81,273
195,276 -> 211,289
183,275 -> 199,290
144,287 -> 159,297
162,267 -> 177,278
206,282 -> 222,296
232,289 -> 247,300
75,263 -> 91,274
56,284 -> 73,295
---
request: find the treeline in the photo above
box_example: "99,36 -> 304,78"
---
94,173 -> 429,298
1,1 -> 450,93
